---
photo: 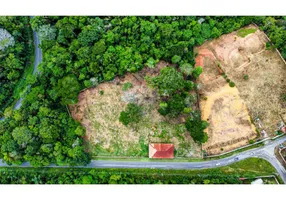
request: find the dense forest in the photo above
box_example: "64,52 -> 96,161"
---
0,16 -> 285,167
0,16 -> 33,115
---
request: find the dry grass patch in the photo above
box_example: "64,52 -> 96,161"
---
70,61 -> 202,158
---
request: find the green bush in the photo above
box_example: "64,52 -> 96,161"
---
243,74 -> 249,80
122,82 -> 133,91
171,55 -> 181,64
281,93 -> 286,102
185,111 -> 209,143
265,42 -> 271,50
158,102 -> 169,116
229,81 -> 235,87
119,103 -> 142,126
237,28 -> 256,37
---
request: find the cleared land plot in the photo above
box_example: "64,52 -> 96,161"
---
195,24 -> 286,155
70,62 -> 201,158
208,25 -> 286,135
195,52 -> 257,155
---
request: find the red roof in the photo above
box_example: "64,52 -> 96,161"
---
149,143 -> 174,159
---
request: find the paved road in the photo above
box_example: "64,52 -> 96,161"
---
0,18 -> 42,114
0,135 -> 286,183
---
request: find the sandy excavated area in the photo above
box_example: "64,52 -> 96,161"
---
195,49 -> 256,155
195,24 -> 286,155
208,25 -> 286,135
69,61 -> 201,158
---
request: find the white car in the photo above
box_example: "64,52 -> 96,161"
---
215,163 -> 221,166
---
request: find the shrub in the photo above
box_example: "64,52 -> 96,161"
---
122,82 -> 133,91
183,107 -> 192,114
171,55 -> 181,64
229,81 -> 235,87
167,94 -> 186,117
185,111 -> 209,143
146,67 -> 185,97
180,63 -> 193,75
226,78 -> 230,83
192,66 -> 203,79
119,103 -> 142,126
243,74 -> 249,80
265,42 -> 271,50
158,102 -> 169,116
281,93 -> 286,102
249,140 -> 254,144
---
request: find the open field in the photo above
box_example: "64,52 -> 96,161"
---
70,62 -> 201,158
195,25 -> 286,155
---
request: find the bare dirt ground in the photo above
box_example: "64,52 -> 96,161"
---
70,61 -> 202,158
195,25 -> 286,155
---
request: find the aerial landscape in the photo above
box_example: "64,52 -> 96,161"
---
0,16 -> 286,184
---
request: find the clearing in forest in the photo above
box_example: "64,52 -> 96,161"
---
69,61 -> 202,158
195,24 -> 286,155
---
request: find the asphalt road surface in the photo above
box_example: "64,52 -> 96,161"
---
0,18 -> 42,116
0,135 -> 285,183
13,21 -> 42,110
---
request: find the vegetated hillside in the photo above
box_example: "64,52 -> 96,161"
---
0,158 -> 278,184
0,16 -> 285,167
0,16 -> 33,116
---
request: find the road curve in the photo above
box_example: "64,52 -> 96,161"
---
0,17 -> 42,115
0,135 -> 285,183
13,17 -> 42,110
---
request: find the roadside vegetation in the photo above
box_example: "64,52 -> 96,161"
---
0,16 -> 33,116
0,158 -> 279,184
0,16 -> 285,167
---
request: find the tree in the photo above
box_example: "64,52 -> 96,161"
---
119,103 -> 142,126
185,111 -> 209,143
56,75 -> 81,105
192,66 -> 203,79
147,67 -> 185,97
171,55 -> 181,64
180,63 -> 193,76
38,25 -> 57,41
12,127 -> 33,146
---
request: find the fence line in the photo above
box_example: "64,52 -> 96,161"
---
279,147 -> 286,165
205,137 -> 270,158
241,175 -> 279,184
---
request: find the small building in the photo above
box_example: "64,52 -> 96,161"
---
251,178 -> 264,185
281,126 -> 286,134
149,143 -> 174,159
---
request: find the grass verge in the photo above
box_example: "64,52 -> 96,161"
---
237,28 -> 257,37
